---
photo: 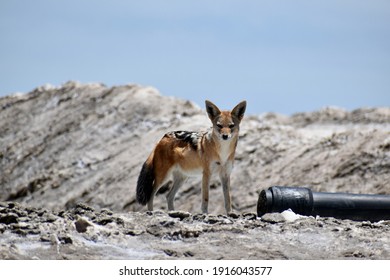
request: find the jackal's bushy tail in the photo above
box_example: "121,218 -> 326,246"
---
136,160 -> 155,205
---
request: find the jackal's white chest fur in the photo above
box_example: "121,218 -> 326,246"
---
217,139 -> 233,164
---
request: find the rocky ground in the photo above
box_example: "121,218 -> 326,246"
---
0,82 -> 389,259
1,202 -> 389,260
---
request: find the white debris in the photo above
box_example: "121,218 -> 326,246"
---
281,209 -> 307,222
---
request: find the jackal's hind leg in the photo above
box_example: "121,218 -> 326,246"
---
147,187 -> 158,211
166,172 -> 187,211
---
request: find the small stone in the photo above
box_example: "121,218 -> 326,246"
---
95,216 -> 114,225
75,203 -> 95,212
261,213 -> 286,224
0,224 -> 6,233
204,215 -> 220,224
228,212 -> 240,219
37,209 -> 47,217
125,229 -> 144,236
0,213 -> 18,224
7,202 -> 18,209
344,250 -> 365,258
75,217 -> 92,233
58,234 -> 73,244
116,217 -> 125,225
192,213 -> 206,221
27,229 -> 41,235
40,234 -> 51,242
44,214 -> 58,223
146,210 -> 166,216
10,222 -> 30,230
168,210 -> 191,220
163,249 -> 178,257
242,212 -> 257,220
184,251 -> 195,257
160,220 -> 175,227
100,209 -> 113,216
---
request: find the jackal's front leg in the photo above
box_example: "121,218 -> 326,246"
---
220,165 -> 232,214
201,169 -> 211,214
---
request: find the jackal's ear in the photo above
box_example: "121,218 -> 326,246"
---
232,100 -> 247,122
205,100 -> 221,121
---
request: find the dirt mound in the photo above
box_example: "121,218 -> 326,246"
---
1,82 -> 389,259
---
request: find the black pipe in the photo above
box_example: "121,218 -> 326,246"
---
257,186 -> 390,222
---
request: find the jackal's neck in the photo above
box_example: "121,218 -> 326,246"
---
210,131 -> 238,163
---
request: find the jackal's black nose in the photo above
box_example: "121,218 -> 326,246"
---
222,134 -> 228,140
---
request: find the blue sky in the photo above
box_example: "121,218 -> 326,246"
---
1,0 -> 389,114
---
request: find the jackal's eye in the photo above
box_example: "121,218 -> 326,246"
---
217,124 -> 223,128
229,124 -> 235,129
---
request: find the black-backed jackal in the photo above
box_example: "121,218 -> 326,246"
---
136,100 -> 246,214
